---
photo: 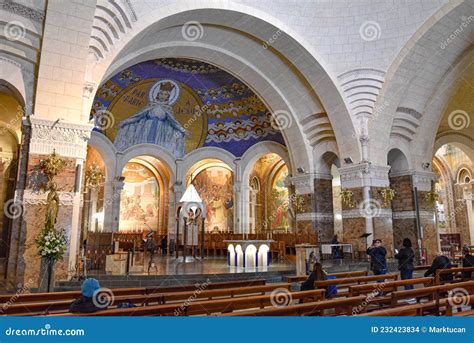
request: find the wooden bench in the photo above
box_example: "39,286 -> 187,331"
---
0,278 -> 267,315
434,266 -> 474,285
362,294 -> 474,316
0,278 -> 265,305
159,283 -> 291,303
349,277 -> 434,296
315,273 -> 398,289
218,295 -> 367,316
3,282 -> 286,316
54,289 -> 326,316
358,302 -> 427,316
287,270 -> 368,283
390,280 -> 474,307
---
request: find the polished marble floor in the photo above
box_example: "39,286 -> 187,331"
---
127,256 -> 296,276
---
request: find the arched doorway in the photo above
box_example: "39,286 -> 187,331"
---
247,153 -> 290,234
119,156 -> 170,234
434,144 -> 474,250
186,159 -> 234,234
0,85 -> 22,259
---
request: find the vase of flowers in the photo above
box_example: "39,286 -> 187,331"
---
36,227 -> 67,292
35,150 -> 68,292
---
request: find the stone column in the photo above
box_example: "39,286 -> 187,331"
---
110,179 -> 124,232
390,171 -> 438,262
454,182 -> 473,246
233,181 -> 243,233
7,118 -> 92,289
287,174 -> 315,233
240,184 -> 251,234
338,163 -> 393,257
313,173 -> 335,243
102,180 -> 114,231
285,173 -> 337,238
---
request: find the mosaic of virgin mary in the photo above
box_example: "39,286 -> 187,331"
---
114,79 -> 189,157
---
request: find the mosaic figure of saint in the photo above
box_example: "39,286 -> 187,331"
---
114,80 -> 188,157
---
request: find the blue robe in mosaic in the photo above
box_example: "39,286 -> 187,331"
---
114,102 -> 187,157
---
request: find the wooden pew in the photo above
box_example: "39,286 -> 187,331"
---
314,273 -> 398,297
362,294 -> 474,316
287,270 -> 368,283
1,293 -> 166,315
159,283 -> 291,303
53,289 -> 326,316
2,282 -> 285,316
434,266 -> 474,285
349,277 -> 434,296
218,295 -> 367,316
0,278 -> 265,305
0,287 -> 147,304
358,302 -> 427,316
390,280 -> 474,307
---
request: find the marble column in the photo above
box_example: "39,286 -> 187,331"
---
6,118 -> 92,289
313,174 -> 335,243
454,182 -> 473,246
110,179 -> 124,232
390,171 -> 438,262
287,174 -> 316,233
338,163 -> 394,257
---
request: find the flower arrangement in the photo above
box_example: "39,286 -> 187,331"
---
35,227 -> 68,260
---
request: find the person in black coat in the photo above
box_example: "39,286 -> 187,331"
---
462,245 -> 474,279
424,253 -> 453,282
69,278 -> 104,313
161,236 -> 168,255
366,239 -> 387,279
394,238 -> 415,289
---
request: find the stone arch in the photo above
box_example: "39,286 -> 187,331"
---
370,0 -> 473,166
88,131 -> 117,182
181,147 -> 236,185
87,4 -> 358,173
387,148 -> 410,174
241,141 -> 290,183
117,143 -> 176,183
456,167 -> 472,184
0,62 -> 29,109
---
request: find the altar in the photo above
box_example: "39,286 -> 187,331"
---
224,240 -> 273,268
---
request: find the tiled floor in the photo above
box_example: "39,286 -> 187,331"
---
123,256 -> 296,276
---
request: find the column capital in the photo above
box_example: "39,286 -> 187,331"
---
389,170 -> 437,192
26,117 -> 94,159
338,163 -> 390,188
286,173 -> 332,193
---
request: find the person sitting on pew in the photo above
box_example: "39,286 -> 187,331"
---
300,262 -> 337,299
424,253 -> 453,282
69,278 -> 104,313
462,245 -> 474,279
366,239 -> 387,281
395,238 -> 415,289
